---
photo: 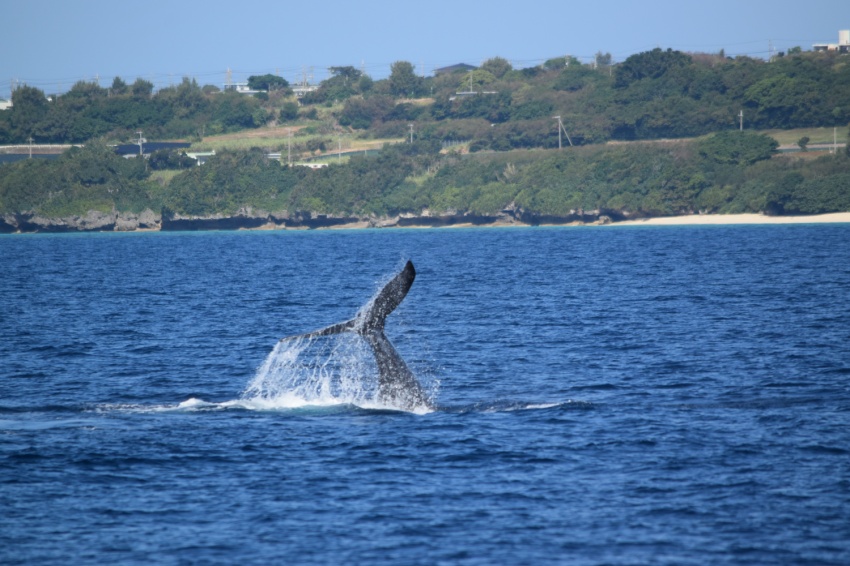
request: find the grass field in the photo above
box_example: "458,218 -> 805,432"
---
761,126 -> 845,146
189,123 -> 403,161
165,124 -> 846,163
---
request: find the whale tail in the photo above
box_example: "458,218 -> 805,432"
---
355,260 -> 415,334
279,260 -> 429,410
281,260 -> 416,342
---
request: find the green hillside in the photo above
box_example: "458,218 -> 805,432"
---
1,49 -> 849,230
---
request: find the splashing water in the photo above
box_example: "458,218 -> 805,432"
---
237,263 -> 438,413
240,331 -> 421,411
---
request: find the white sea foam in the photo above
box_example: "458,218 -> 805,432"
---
239,332 -> 435,414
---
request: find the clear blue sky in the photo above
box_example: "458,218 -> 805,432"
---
2,0 -> 847,98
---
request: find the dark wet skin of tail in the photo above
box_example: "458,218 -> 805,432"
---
280,261 -> 431,411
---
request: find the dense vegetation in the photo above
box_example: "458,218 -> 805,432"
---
3,132 -> 849,223
0,77 -> 284,143
0,142 -> 151,217
340,49 -> 850,151
3,49 -> 849,150
1,48 -> 849,226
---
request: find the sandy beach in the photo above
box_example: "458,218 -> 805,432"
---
612,212 -> 850,226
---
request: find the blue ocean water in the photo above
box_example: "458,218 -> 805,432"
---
1,225 -> 849,565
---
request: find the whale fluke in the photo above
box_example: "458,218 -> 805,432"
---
281,260 -> 430,411
358,260 -> 415,333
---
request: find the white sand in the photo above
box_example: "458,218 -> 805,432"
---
612,212 -> 850,226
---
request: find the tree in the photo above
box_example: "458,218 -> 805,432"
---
358,74 -> 374,93
64,80 -> 107,100
389,61 -> 422,97
461,69 -> 496,91
10,86 -> 49,136
148,149 -> 195,170
329,66 -> 362,82
157,77 -> 207,118
111,77 -> 128,95
481,57 -> 513,79
339,96 -> 395,129
797,136 -> 810,151
595,51 -> 613,68
247,74 -> 290,91
614,48 -> 692,88
210,91 -> 264,130
279,102 -> 299,122
321,66 -> 363,101
745,75 -> 820,128
131,78 -> 154,98
543,57 -> 569,71
698,130 -> 778,165
554,64 -> 602,92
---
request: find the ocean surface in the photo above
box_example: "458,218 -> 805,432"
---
2,225 -> 849,565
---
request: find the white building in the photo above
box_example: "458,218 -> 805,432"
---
223,82 -> 263,94
813,29 -> 850,53
0,98 -> 12,111
291,84 -> 318,98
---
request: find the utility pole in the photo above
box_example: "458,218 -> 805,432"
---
738,110 -> 744,131
409,123 -> 414,144
27,136 -> 33,159
136,131 -> 144,156
557,117 -> 561,149
834,126 -> 838,154
287,128 -> 292,166
553,116 -> 573,149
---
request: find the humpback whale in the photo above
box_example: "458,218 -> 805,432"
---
280,260 -> 431,411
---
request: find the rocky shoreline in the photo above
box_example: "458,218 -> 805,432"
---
0,207 -> 624,233
5,207 -> 847,234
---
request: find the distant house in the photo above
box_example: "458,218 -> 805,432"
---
223,82 -> 263,94
185,150 -> 215,166
434,63 -> 477,76
449,90 -> 498,101
813,29 -> 850,53
113,141 -> 191,157
291,84 -> 318,98
0,98 -> 12,111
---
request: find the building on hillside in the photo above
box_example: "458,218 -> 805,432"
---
0,98 -> 12,111
113,141 -> 192,158
223,82 -> 263,94
813,29 -> 850,53
449,91 -> 498,101
292,84 -> 318,98
185,150 -> 215,166
434,63 -> 477,75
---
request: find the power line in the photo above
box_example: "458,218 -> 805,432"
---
3,40 -> 821,98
